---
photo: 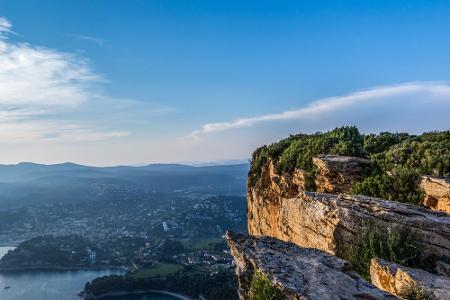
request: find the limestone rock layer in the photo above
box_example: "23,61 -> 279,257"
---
370,257 -> 450,299
421,175 -> 450,214
248,159 -> 450,265
226,231 -> 396,300
313,155 -> 371,194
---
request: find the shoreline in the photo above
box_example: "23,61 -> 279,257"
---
0,265 -> 127,273
84,289 -> 192,300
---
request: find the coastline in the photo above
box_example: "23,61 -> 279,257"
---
0,244 -> 20,247
0,265 -> 127,273
83,289 -> 192,300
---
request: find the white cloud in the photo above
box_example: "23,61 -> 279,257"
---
0,41 -> 99,108
188,82 -> 450,139
0,17 -> 169,144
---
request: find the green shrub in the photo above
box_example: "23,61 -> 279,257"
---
248,126 -> 366,188
364,132 -> 411,155
248,127 -> 450,206
345,224 -> 421,280
351,168 -> 424,205
374,132 -> 450,177
248,146 -> 269,186
399,283 -> 434,300
277,126 -> 365,174
248,272 -> 284,300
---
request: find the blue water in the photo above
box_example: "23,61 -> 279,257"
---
102,293 -> 181,299
0,247 -> 180,300
0,247 -> 15,259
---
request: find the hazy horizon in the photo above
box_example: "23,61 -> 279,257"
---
0,159 -> 250,168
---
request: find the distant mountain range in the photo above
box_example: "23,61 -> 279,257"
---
0,162 -> 249,209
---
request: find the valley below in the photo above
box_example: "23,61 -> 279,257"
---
1,127 -> 450,299
0,163 -> 248,300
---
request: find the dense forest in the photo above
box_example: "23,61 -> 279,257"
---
83,267 -> 238,299
249,126 -> 450,205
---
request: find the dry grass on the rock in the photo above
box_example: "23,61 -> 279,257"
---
248,272 -> 284,300
399,283 -> 434,300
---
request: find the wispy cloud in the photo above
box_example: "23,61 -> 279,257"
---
0,17 -> 12,35
0,120 -> 130,143
0,17 -> 170,144
187,82 -> 450,139
0,40 -> 99,108
66,33 -> 105,46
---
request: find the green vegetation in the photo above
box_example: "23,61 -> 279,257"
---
130,263 -> 183,278
249,126 -> 365,189
248,272 -> 284,300
399,283 -> 434,300
353,131 -> 450,204
0,235 -> 105,269
351,168 -> 424,205
181,237 -> 225,251
249,126 -> 450,205
345,224 -> 422,280
85,267 -> 238,300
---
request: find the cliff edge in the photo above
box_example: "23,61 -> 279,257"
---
247,155 -> 450,265
231,128 -> 450,299
226,231 -> 396,300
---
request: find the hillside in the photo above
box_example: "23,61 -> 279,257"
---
0,163 -> 248,208
249,126 -> 450,206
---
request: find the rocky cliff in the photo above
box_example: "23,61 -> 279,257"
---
226,231 -> 396,300
237,151 -> 450,299
247,156 -> 450,264
231,128 -> 450,299
313,155 -> 371,194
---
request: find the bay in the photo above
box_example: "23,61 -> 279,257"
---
0,247 -> 180,300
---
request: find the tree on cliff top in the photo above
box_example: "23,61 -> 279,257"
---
249,126 -> 450,206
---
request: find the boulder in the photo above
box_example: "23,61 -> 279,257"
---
370,257 -> 450,299
313,155 -> 371,194
421,175 -> 450,214
226,231 -> 396,300
264,159 -> 307,198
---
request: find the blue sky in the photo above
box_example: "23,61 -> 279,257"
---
0,0 -> 449,165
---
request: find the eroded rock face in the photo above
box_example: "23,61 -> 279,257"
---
248,161 -> 450,264
313,155 -> 371,194
226,231 -> 396,300
247,160 -> 307,240
421,175 -> 450,214
244,154 -> 450,299
266,159 -> 307,198
370,258 -> 450,299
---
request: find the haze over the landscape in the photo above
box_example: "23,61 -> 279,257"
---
0,0 -> 449,165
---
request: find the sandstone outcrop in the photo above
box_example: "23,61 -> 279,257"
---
248,157 -> 450,265
370,258 -> 450,299
313,155 -> 371,194
241,153 -> 450,299
226,231 -> 396,300
264,159 -> 307,198
421,175 -> 450,214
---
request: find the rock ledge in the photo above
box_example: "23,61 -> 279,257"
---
370,257 -> 450,299
226,231 -> 396,300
